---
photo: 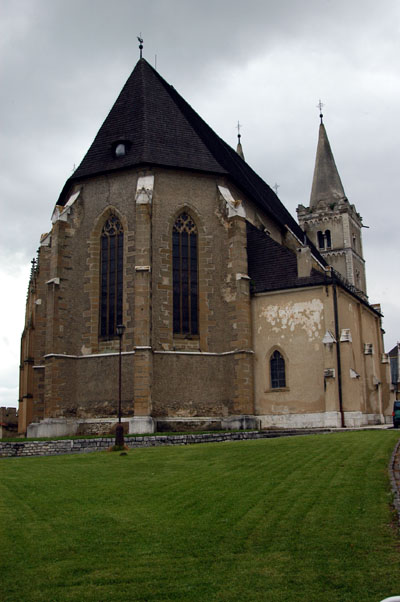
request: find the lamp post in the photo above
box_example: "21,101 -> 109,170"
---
115,324 -> 126,447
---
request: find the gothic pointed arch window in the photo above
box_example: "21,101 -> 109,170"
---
100,215 -> 123,338
270,350 -> 286,389
173,212 -> 198,336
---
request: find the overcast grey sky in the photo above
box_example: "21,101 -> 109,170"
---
1,0 -> 399,408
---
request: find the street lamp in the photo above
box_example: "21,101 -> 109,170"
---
115,324 -> 126,447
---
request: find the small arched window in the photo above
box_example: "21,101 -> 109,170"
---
100,215 -> 123,337
270,350 -> 286,389
173,212 -> 198,336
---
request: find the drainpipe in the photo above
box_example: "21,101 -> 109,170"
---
332,276 -> 345,428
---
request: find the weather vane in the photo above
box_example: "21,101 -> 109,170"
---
317,99 -> 324,124
137,34 -> 143,59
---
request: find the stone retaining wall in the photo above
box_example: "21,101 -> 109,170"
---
0,429 -> 330,458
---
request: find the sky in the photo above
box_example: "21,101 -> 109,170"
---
1,0 -> 399,408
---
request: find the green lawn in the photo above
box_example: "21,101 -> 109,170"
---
1,431 -> 399,602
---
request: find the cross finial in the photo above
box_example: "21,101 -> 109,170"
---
137,34 -> 143,59
236,120 -> 242,142
317,99 -> 324,124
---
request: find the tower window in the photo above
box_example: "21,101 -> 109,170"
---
270,350 -> 286,389
100,215 -> 123,337
325,230 -> 331,249
317,230 -> 331,250
173,212 -> 198,336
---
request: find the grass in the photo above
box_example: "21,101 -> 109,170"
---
1,430 -> 399,601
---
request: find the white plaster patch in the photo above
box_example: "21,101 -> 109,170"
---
221,286 -> 236,303
259,298 -> 323,341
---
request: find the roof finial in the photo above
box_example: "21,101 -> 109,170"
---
273,183 -> 280,195
236,120 -> 242,143
137,34 -> 143,59
317,99 -> 324,124
236,121 -> 245,160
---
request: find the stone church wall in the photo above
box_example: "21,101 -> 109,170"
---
21,165 -> 260,433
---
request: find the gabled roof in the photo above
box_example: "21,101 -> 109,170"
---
58,59 -> 314,247
246,222 -> 327,293
310,122 -> 346,208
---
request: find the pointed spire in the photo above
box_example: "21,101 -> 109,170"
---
236,120 -> 245,160
310,120 -> 346,209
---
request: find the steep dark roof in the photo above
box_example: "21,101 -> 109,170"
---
58,59 -> 315,247
246,222 -> 327,294
71,59 -> 225,180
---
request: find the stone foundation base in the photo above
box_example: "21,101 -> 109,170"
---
154,415 -> 260,432
221,415 -> 261,430
24,411 -> 383,438
366,413 -> 385,425
257,411 -> 380,429
129,416 -> 155,434
26,417 -> 131,438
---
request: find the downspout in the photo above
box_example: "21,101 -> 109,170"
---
332,276 -> 345,428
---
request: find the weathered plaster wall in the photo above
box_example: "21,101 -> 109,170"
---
252,287 -> 327,419
252,283 -> 386,427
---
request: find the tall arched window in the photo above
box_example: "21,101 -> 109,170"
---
173,212 -> 198,335
270,350 -> 286,389
317,231 -> 325,249
100,215 -> 123,337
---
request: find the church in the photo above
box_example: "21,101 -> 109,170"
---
18,57 -> 392,437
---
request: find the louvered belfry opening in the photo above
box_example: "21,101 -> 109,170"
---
172,213 -> 198,336
100,215 -> 123,338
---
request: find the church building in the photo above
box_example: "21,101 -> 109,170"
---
18,58 -> 392,436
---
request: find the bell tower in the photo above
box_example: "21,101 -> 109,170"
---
297,111 -> 367,295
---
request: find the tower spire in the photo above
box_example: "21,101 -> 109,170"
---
309,109 -> 346,208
